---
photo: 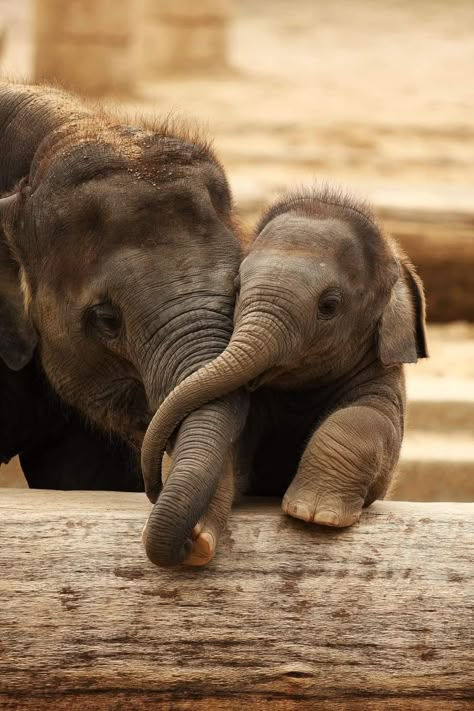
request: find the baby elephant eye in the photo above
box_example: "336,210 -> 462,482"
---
317,288 -> 343,320
85,302 -> 122,339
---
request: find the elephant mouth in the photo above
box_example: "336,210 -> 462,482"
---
248,365 -> 288,391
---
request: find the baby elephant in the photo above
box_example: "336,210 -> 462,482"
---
143,186 -> 427,564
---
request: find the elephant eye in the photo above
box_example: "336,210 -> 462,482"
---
85,302 -> 122,340
318,288 -> 342,320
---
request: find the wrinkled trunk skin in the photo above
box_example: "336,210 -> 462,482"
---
137,295 -> 251,567
141,304 -> 291,567
144,390 -> 248,567
141,308 -> 294,517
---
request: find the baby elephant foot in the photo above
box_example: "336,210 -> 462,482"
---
282,483 -> 364,528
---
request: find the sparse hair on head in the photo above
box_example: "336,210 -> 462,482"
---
255,183 -> 396,295
3,80 -> 220,189
256,184 -> 379,236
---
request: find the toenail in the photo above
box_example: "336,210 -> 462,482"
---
314,510 -> 341,526
200,531 -> 216,552
291,502 -> 311,521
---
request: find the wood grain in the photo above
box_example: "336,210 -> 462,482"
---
0,490 -> 473,710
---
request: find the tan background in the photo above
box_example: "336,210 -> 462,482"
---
0,0 -> 473,498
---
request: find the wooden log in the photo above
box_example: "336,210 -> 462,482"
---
0,490 -> 472,709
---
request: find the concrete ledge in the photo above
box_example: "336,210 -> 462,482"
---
0,491 -> 472,708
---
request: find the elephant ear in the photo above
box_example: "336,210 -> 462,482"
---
0,202 -> 37,370
378,257 -> 428,366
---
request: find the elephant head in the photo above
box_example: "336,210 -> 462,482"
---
142,186 -> 428,525
0,116 -> 247,565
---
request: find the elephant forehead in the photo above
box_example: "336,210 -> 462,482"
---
29,183 -> 231,290
248,215 -> 366,281
35,238 -> 239,318
38,176 -> 202,236
255,214 -> 359,255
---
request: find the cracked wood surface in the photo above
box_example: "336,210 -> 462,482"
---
0,491 -> 473,710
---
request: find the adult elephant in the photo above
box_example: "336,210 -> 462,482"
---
1,231 -> 141,490
0,82 -> 247,564
143,186 -> 428,563
0,358 -> 142,491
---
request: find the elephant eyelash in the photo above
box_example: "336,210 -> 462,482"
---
317,288 -> 343,320
83,302 -> 123,340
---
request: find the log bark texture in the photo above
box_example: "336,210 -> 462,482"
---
0,491 -> 473,710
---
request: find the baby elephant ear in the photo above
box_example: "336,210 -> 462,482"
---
0,239 -> 37,371
378,258 -> 428,366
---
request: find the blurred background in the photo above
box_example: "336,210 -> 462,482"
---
1,0 -> 473,500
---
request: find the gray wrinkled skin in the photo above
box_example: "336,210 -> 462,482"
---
0,82 -> 247,566
144,186 -> 428,556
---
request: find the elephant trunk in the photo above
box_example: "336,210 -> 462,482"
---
143,390 -> 247,567
141,318 -> 283,567
131,290 -> 247,566
141,305 -> 294,501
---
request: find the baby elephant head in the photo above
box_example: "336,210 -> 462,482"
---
233,188 -> 427,387
141,186 -> 428,515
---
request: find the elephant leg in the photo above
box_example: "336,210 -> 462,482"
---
282,405 -> 400,527
142,452 -> 235,566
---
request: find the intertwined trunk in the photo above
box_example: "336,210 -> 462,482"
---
141,302 -> 296,565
